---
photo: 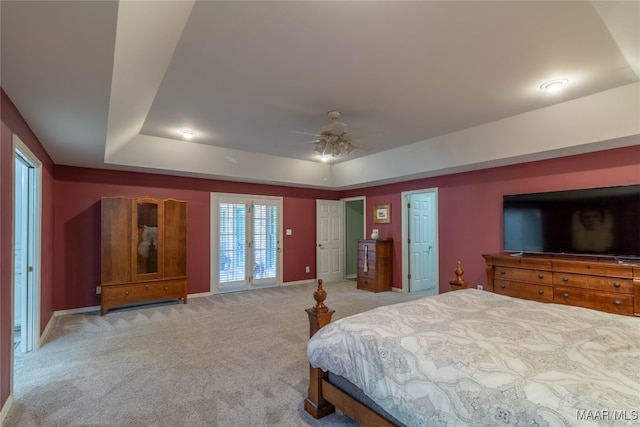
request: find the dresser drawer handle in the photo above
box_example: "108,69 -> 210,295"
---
562,292 -> 569,299
164,286 -> 169,292
562,277 -> 569,282
500,284 -> 506,289
500,270 -> 506,275
538,273 -> 544,279
125,291 -> 129,296
613,282 -> 621,288
538,289 -> 544,295
614,300 -> 622,306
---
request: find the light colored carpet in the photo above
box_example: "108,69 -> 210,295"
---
5,281 -> 431,426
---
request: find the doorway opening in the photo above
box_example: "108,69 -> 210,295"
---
343,197 -> 365,280
13,134 -> 42,363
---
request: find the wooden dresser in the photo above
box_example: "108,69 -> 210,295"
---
357,239 -> 392,292
483,253 -> 640,317
101,196 -> 187,315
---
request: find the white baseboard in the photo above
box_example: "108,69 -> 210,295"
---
187,291 -> 213,299
282,279 -> 315,287
0,395 -> 14,426
54,305 -> 100,317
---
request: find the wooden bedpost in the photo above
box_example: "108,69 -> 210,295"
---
448,261 -> 468,291
304,279 -> 336,418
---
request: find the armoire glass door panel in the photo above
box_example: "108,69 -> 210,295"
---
133,198 -> 163,280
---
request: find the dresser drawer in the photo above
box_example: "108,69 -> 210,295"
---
495,267 -> 552,284
357,277 -> 390,292
494,280 -> 554,302
554,287 -> 633,316
358,264 -> 377,276
552,273 -> 632,294
491,256 -> 553,270
553,260 -> 633,278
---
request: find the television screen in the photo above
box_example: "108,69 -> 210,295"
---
503,185 -> 640,259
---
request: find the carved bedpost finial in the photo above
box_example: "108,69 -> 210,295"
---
449,260 -> 468,291
454,261 -> 464,281
312,279 -> 329,313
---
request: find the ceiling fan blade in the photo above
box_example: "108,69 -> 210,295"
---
348,130 -> 385,140
290,130 -> 322,137
352,142 -> 374,151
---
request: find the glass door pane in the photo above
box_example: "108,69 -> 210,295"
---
219,202 -> 247,289
251,202 -> 278,287
133,198 -> 162,280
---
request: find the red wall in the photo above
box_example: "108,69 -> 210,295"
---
341,144 -> 640,292
53,167 -> 338,309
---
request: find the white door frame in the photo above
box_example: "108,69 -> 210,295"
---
401,188 -> 439,292
210,193 -> 283,293
12,134 -> 42,360
316,199 -> 345,283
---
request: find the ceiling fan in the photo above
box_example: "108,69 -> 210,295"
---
291,111 -> 374,158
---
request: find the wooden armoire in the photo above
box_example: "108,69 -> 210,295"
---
100,196 -> 187,315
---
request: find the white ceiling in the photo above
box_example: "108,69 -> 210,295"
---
2,1 -> 639,190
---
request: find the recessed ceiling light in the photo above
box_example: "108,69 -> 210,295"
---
180,129 -> 196,139
540,79 -> 568,93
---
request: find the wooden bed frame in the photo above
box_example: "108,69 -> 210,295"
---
304,257 -> 640,426
304,279 -> 397,426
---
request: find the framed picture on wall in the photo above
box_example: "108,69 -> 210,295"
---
374,204 -> 391,224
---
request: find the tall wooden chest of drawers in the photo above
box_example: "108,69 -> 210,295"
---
357,239 -> 392,292
483,253 -> 640,317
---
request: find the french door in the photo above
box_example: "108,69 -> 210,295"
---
211,194 -> 282,293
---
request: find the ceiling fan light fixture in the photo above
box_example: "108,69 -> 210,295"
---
314,140 -> 327,154
344,141 -> 356,154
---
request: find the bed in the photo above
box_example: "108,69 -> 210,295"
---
304,277 -> 640,426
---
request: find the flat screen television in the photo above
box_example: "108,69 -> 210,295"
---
503,184 -> 640,260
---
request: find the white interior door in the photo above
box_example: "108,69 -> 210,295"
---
316,200 -> 344,283
405,190 -> 438,294
212,194 -> 282,293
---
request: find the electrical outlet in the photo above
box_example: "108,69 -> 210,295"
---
305,266 -> 310,273
477,284 -> 484,291
96,285 -> 101,294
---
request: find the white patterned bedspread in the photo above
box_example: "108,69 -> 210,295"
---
307,289 -> 640,426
